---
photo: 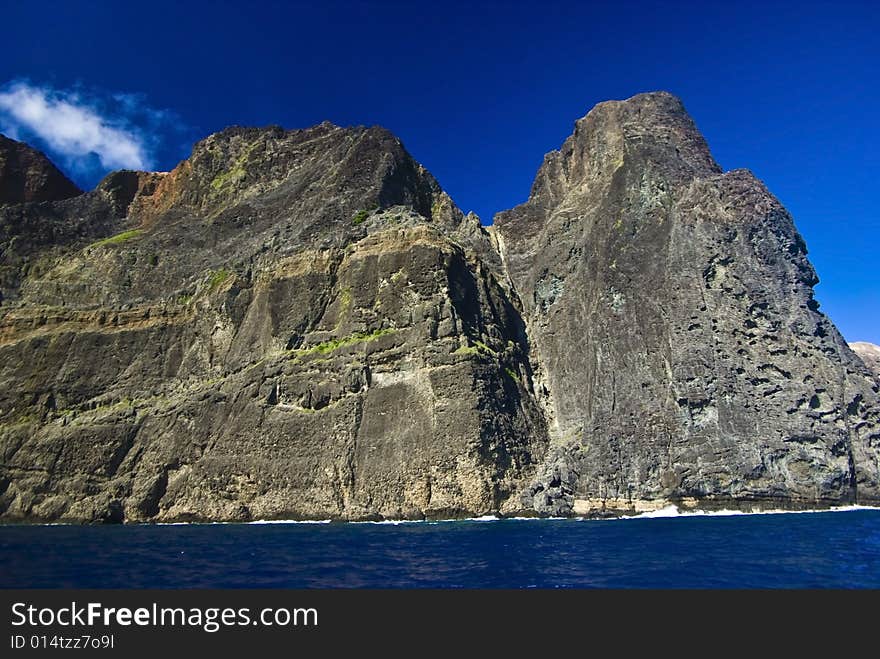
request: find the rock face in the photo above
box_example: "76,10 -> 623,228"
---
851,342 -> 880,378
494,92 -> 880,515
0,135 -> 81,204
0,124 -> 547,522
1,93 -> 878,523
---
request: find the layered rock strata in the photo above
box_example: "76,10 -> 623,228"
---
1,93 -> 877,522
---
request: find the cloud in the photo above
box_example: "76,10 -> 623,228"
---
0,81 -> 173,175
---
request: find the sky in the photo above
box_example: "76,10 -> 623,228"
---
0,0 -> 877,342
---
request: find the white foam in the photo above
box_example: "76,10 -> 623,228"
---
350,519 -> 424,525
616,504 -> 880,521
243,506 -> 880,524
28,504 -> 880,527
352,515 -> 500,525
154,519 -> 333,526
247,519 -> 332,525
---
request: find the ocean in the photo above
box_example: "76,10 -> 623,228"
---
2,507 -> 879,588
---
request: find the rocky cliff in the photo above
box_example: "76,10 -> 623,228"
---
495,92 -> 880,515
1,92 -> 878,523
0,122 -> 547,522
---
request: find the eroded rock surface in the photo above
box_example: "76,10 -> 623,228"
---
495,92 -> 880,515
0,123 -> 548,522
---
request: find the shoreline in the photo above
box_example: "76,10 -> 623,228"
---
4,503 -> 880,527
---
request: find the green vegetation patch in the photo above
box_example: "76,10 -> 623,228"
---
338,288 -> 352,312
503,367 -> 521,383
90,229 -> 143,248
210,141 -> 263,193
333,288 -> 354,330
210,163 -> 247,191
292,328 -> 396,358
473,340 -> 497,356
453,340 -> 498,358
352,202 -> 380,225
208,269 -> 233,292
0,412 -> 41,430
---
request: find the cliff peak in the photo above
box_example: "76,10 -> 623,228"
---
507,91 -> 720,217
160,120 -> 441,221
0,133 -> 82,204
573,91 -> 719,175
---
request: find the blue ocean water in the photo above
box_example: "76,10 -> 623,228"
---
1,509 -> 879,588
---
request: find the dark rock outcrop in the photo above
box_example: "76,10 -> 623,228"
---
1,94 -> 878,523
0,134 -> 81,204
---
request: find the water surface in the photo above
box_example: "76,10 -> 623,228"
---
2,509 -> 878,588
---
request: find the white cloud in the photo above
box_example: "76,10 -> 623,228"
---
0,81 -> 155,172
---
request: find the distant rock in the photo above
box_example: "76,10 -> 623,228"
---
851,342 -> 880,377
0,134 -> 81,204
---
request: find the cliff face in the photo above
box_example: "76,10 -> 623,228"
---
1,92 -> 878,523
495,92 -> 880,514
0,122 -> 547,522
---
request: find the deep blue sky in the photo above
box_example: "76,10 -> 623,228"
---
1,0 -> 877,342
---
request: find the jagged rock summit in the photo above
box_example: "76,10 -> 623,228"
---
0,134 -> 81,204
1,92 -> 878,523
